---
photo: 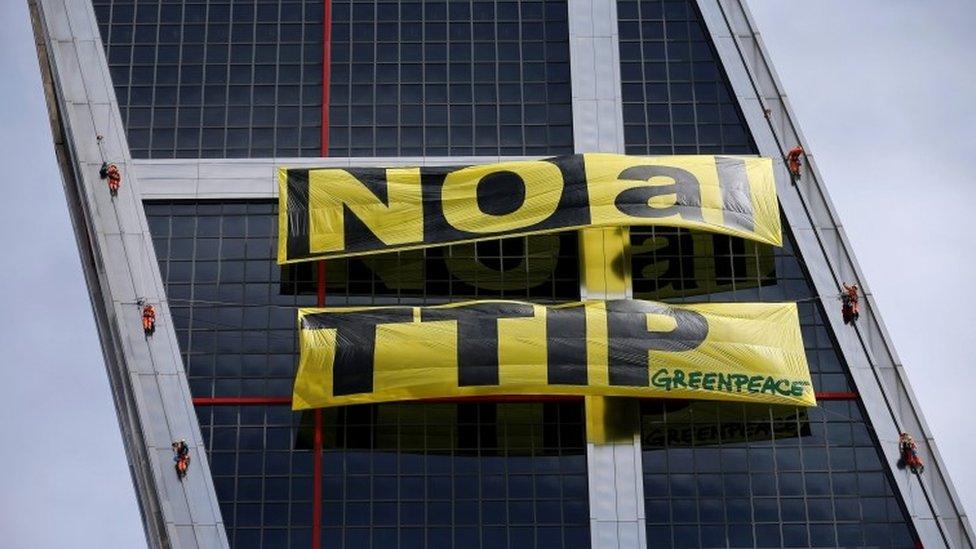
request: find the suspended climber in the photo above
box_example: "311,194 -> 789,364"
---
172,439 -> 191,480
899,433 -> 924,474
786,146 -> 804,180
142,303 -> 156,336
100,162 -> 122,197
841,283 -> 860,325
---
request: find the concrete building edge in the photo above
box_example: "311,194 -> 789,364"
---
28,1 -> 171,547
28,0 -> 229,547
694,0 -> 974,546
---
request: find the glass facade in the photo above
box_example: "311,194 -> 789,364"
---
640,401 -> 916,548
146,201 -> 580,399
319,403 -> 588,547
629,226 -> 916,546
93,0 -> 573,159
93,0 -> 325,159
195,401 -> 588,549
617,0 -> 754,155
328,0 -> 574,156
618,3 -> 916,543
108,0 -> 922,546
146,201 -> 587,547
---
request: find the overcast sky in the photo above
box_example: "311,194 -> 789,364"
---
0,1 -> 972,547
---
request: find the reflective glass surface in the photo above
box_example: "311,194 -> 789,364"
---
618,3 -> 919,544
640,400 -> 917,548
617,0 -> 754,154
629,227 -> 852,394
125,0 -> 923,544
328,0 -> 574,156
93,0 -> 574,159
146,200 -> 588,548
320,402 -> 588,548
145,201 -> 580,398
93,0 -> 324,159
198,405 -> 315,547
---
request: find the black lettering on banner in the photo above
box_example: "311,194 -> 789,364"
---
286,169 -> 311,260
302,308 -> 414,396
613,165 -> 704,222
545,305 -> 588,385
715,156 -> 755,233
475,171 -> 527,216
339,167 -> 402,253
605,300 -> 708,387
422,155 -> 591,243
422,303 -> 535,386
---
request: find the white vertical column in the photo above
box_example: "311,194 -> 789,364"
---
568,0 -> 645,545
30,0 -> 228,547
568,0 -> 625,153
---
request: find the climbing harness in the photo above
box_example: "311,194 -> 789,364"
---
96,136 -> 122,197
172,439 -> 191,480
841,283 -> 860,325
142,303 -> 156,336
899,433 -> 925,474
787,146 -> 804,180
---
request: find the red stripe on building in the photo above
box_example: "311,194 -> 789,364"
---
815,391 -> 859,401
312,260 -> 327,549
193,392 -> 860,407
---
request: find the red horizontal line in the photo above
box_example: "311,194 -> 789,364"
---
192,392 -> 858,406
417,395 -> 581,404
815,391 -> 859,401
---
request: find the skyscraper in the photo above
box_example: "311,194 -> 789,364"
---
29,0 -> 973,547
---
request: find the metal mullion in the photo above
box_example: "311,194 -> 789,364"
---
674,227 -> 689,303
420,0 -> 428,156
664,402 -> 676,548
145,0 -> 163,156
298,1 -> 307,157
689,409 -> 703,544
217,7 -> 233,157
494,1 -> 503,156
185,208 -> 202,392
768,407 -> 787,547
658,0 -> 677,155
515,0 -> 526,154
239,2 -> 257,156
683,15 -> 701,154
794,411 -> 814,549
469,0 -> 476,153
193,0 -> 209,156
269,1 -> 285,156
444,5 -> 452,152
537,6 -> 548,154
258,405 -> 270,547
346,4 -> 354,156
468,0 -> 478,155
393,4 -> 402,158
714,76 -> 726,153
743,409 -> 763,547
122,0 -> 137,151
473,240 -> 480,299
372,0 -> 379,156
168,0 -> 188,157
726,234 -> 738,300
752,239 -> 763,301
634,0 -> 650,154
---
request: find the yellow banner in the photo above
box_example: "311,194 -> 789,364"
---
293,299 -> 813,409
278,154 -> 782,264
